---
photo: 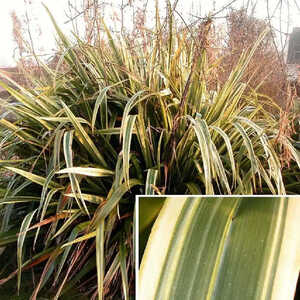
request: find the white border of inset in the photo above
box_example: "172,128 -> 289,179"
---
135,195 -> 139,300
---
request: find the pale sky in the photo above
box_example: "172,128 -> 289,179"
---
0,0 -> 299,67
0,0 -> 73,66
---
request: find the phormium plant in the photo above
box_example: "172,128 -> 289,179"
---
0,5 -> 299,299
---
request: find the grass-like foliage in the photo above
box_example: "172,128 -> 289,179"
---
0,5 -> 299,299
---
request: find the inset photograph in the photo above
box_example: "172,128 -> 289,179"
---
137,196 -> 300,300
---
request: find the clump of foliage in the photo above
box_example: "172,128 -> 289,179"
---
222,8 -> 288,108
0,4 -> 299,300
